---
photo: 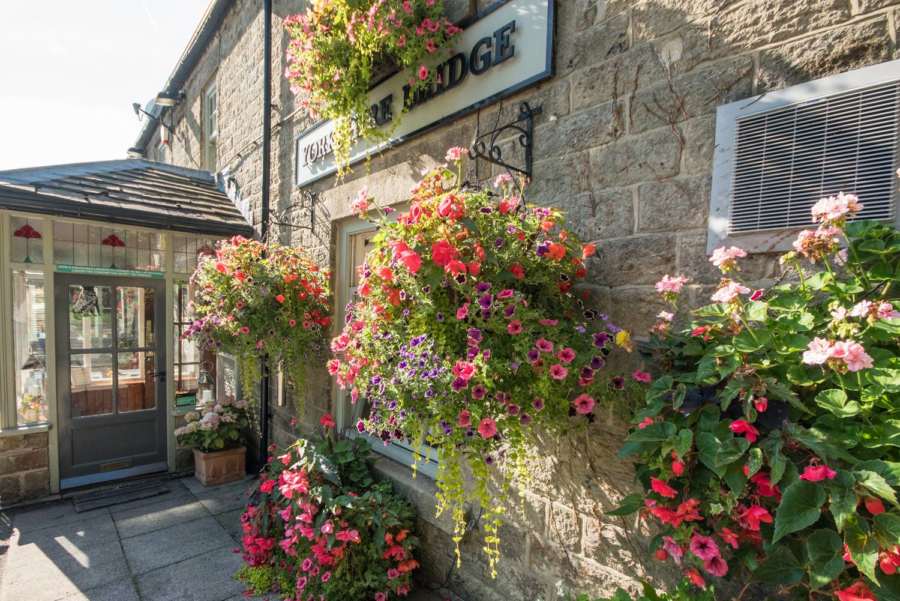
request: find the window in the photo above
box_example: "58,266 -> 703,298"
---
173,282 -> 201,407
172,235 -> 215,275
335,219 -> 439,477
12,270 -> 47,425
708,59 -> 900,253
53,222 -> 163,271
203,84 -> 218,172
11,216 -> 45,264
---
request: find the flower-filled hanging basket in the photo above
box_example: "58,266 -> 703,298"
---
187,236 -> 331,396
284,0 -> 461,171
330,150 -> 631,574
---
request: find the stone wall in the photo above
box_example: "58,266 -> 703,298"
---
0,431 -> 50,507
149,0 -> 900,598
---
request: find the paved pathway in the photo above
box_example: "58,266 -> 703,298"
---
0,476 -> 445,601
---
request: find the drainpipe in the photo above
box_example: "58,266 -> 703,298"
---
258,0 -> 273,469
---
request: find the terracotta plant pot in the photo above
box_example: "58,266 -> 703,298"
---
193,446 -> 246,486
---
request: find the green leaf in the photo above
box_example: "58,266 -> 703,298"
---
734,328 -> 771,353
814,388 -> 860,418
845,516 -> 879,581
855,469 -> 899,505
747,447 -> 764,477
746,301 -> 769,322
805,529 -> 845,589
857,460 -> 900,487
805,272 -> 832,291
766,379 -> 810,414
753,545 -> 805,584
829,475 -> 859,533
725,462 -> 748,495
772,481 -> 827,543
697,429 -> 750,478
872,318 -> 900,336
787,423 -> 860,464
606,494 -> 643,517
674,429 -> 693,458
874,512 -> 900,544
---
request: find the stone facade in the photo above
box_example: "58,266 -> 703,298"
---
0,431 -> 50,506
144,0 -> 900,598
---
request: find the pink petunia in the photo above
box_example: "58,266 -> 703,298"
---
535,338 -> 554,353
549,364 -> 568,380
690,533 -> 720,561
703,555 -> 729,577
507,320 -> 523,335
417,65 -> 429,80
477,417 -> 497,439
557,347 -> 576,364
632,370 -> 652,383
662,536 -> 684,564
573,394 -> 595,414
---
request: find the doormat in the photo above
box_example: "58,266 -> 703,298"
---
69,479 -> 170,513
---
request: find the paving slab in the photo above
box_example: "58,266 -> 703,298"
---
8,502 -> 108,535
213,507 -> 244,543
121,515 -> 234,575
182,477 -> 255,516
136,546 -> 245,601
1,538 -> 129,601
13,511 -> 120,552
114,495 -> 209,539
58,579 -> 141,601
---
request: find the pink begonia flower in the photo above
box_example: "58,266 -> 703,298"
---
802,337 -> 834,365
573,394 -> 595,414
709,246 -> 747,271
737,504 -> 772,531
690,533 -> 721,561
753,397 -> 768,413
477,417 -> 497,439
800,464 -> 838,482
810,192 -> 863,223
650,477 -> 678,499
655,274 -> 688,295
832,340 -> 874,372
729,419 -> 759,443
711,280 -> 750,304
445,146 -> 466,162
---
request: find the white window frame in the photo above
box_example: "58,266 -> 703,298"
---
334,218 -> 439,479
203,84 -> 218,172
708,58 -> 900,254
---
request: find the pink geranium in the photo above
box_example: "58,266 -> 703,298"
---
711,280 -> 750,304
802,337 -> 834,365
655,274 -> 688,295
445,146 -> 466,162
709,246 -> 747,272
810,192 -> 863,224
832,340 -> 874,372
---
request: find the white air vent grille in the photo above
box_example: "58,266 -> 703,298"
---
730,81 -> 899,233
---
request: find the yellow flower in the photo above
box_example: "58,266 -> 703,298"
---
615,330 -> 634,352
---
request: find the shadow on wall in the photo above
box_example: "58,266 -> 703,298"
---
263,0 -> 898,599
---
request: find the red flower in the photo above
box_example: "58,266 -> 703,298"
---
546,242 -> 566,261
275,294 -> 286,304
750,472 -> 780,499
259,479 -> 276,494
799,464 -> 837,482
719,528 -> 740,550
431,240 -> 458,267
632,370 -> 652,383
637,417 -> 654,430
509,263 -> 525,280
729,419 -> 759,443
650,477 -> 678,499
582,243 -> 596,259
737,505 -> 772,531
444,259 -> 467,276
672,459 -> 685,477
864,497 -> 886,516
319,413 -> 335,429
477,417 -> 497,439
836,581 -> 876,601
753,396 -> 768,413
685,568 -> 706,588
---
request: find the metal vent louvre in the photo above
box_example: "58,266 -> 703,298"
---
730,81 -> 899,233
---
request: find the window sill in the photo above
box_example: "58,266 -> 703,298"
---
707,225 -> 806,255
372,455 -> 455,535
0,423 -> 50,438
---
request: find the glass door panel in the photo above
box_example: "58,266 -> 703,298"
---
70,353 -> 114,417
118,286 -> 154,349
68,285 -> 113,349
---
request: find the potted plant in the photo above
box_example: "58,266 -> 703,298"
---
329,149 -> 631,575
283,0 -> 461,170
175,397 -> 251,486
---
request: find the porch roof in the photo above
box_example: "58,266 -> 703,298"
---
0,159 -> 254,237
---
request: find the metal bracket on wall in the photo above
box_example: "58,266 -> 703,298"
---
268,189 -> 319,238
469,102 -> 542,180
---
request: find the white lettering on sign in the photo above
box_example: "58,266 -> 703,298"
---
294,0 -> 553,187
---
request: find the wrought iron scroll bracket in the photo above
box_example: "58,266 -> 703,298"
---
268,189 -> 319,238
469,102 -> 542,181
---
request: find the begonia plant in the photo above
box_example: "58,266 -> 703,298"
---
186,236 -> 331,399
329,148 -> 629,575
615,193 -> 900,600
284,0 -> 460,170
237,416 -> 419,601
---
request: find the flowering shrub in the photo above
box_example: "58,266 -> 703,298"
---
236,417 -> 419,601
187,236 -> 330,396
594,580 -> 716,601
175,396 -> 251,453
284,1 -> 460,169
329,150 -> 627,575
616,195 -> 900,600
